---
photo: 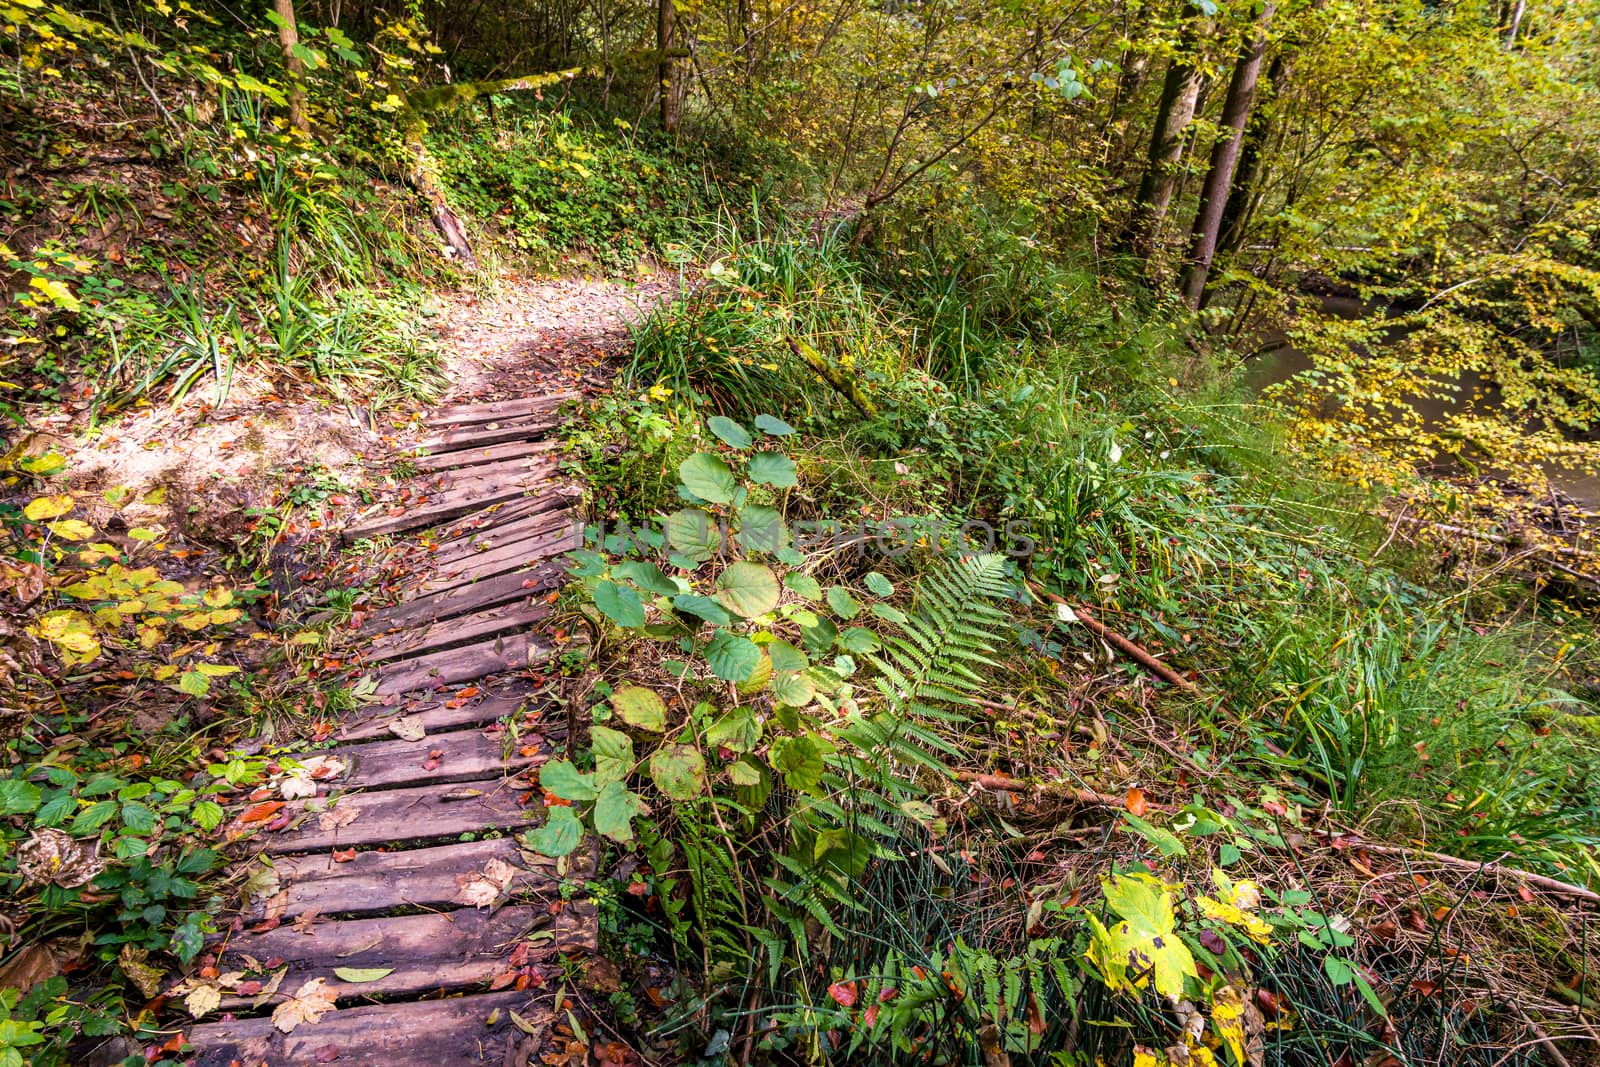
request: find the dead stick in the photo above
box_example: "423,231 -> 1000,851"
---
954,771 -> 1166,812
1345,839 -> 1600,905
1028,584 -> 1199,693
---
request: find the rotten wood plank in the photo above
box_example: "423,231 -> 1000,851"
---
261,779 -> 542,854
218,905 -> 541,1009
411,523 -> 578,595
188,989 -> 553,1067
335,687 -> 546,743
343,481 -> 538,544
245,838 -> 566,921
331,726 -> 542,790
362,558 -> 566,633
375,631 -> 551,698
410,436 -> 559,473
417,413 -> 560,455
366,602 -> 551,664
424,391 -> 580,428
424,506 -> 574,569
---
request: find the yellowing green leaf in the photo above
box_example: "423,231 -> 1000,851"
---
24,494 -> 74,521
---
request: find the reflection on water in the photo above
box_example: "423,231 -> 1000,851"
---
1244,307 -> 1600,512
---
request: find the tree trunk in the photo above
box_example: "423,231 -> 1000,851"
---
658,0 -> 682,133
1118,12 -> 1205,262
1505,0 -> 1526,48
1180,3 -> 1276,308
272,0 -> 310,134
1209,50 -> 1286,280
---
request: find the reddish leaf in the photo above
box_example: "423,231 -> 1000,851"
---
241,802 -> 285,824
314,1044 -> 341,1062
1124,788 -> 1147,817
332,848 -> 357,863
827,981 -> 858,1008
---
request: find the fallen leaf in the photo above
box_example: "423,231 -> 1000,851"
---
241,801 -> 286,824
272,977 -> 339,1033
315,1046 -> 341,1063
333,967 -> 394,983
388,715 -> 426,742
1124,788 -> 1147,817
318,807 -> 361,832
332,848 -> 357,863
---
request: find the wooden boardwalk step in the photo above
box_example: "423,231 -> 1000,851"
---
188,989 -> 552,1067
375,632 -> 551,698
363,558 -> 566,633
247,838 -> 563,921
331,726 -> 542,791
424,506 -> 574,569
366,602 -> 552,664
343,481 -> 540,544
261,779 -> 542,854
411,436 -> 559,473
424,390 -> 580,428
417,413 -> 560,455
412,523 -> 578,595
218,905 -> 541,1010
336,686 -> 545,743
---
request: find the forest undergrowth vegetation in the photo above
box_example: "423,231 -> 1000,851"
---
559,199 -> 1600,1064
6,0 -> 1600,1064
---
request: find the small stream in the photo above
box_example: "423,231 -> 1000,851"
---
1243,296 -> 1600,511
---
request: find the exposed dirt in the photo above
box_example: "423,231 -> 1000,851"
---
434,271 -> 674,402
15,270 -> 673,543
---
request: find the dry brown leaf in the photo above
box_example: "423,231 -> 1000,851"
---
317,806 -> 361,832
271,977 -> 339,1033
388,714 -> 426,742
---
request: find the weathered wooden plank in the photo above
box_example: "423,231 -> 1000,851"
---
218,906 -> 541,1009
246,838 -> 565,920
335,687 -> 545,743
262,779 -> 542,854
424,506 -> 574,569
333,727 -> 541,790
410,437 -> 559,473
412,524 -> 578,595
366,603 -> 551,664
375,632 -> 550,698
343,481 -> 536,544
363,559 -> 566,633
426,453 -> 558,489
417,414 -> 560,455
189,990 -> 552,1067
424,391 -> 580,428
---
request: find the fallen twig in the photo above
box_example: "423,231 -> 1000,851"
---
1028,583 -> 1200,694
1335,838 -> 1600,905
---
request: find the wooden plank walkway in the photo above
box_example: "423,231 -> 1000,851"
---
189,390 -> 591,1067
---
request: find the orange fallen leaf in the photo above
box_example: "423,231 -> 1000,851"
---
241,802 -> 285,824
1124,788 -> 1147,817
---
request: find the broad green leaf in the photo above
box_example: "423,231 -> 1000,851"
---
769,736 -> 825,795
705,706 -> 762,753
679,453 -> 737,503
714,561 -> 780,618
754,414 -> 795,436
707,415 -> 753,449
192,800 -> 224,831
664,508 -> 721,562
539,760 -> 597,802
613,561 -> 679,595
0,779 -> 41,816
826,586 -> 860,619
767,639 -> 809,672
771,670 -> 816,707
71,799 -> 119,835
837,627 -> 881,653
728,757 -> 764,787
864,572 -> 894,597
612,686 -> 667,732
705,631 -> 761,682
673,594 -> 734,626
736,504 -> 787,555
783,573 -> 821,601
735,651 -> 772,694
593,781 -> 647,843
748,452 -> 797,488
648,744 -> 706,801
525,805 -> 583,857
121,801 -> 156,833
591,726 -> 634,787
594,581 -> 645,628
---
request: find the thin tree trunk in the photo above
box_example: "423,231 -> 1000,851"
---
272,0 -> 309,134
1505,0 -> 1526,48
1180,3 -> 1276,308
1210,50 -> 1286,275
658,0 -> 682,133
1118,12 -> 1205,261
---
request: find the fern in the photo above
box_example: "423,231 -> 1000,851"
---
860,552 -> 1014,789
